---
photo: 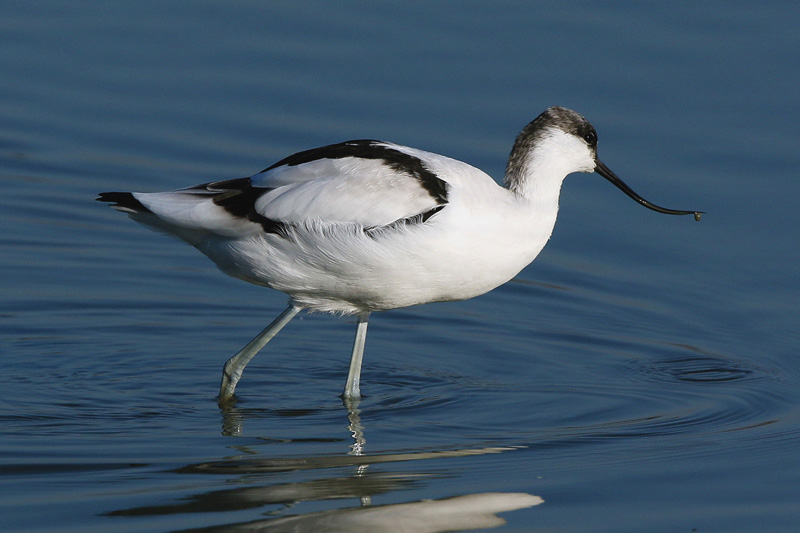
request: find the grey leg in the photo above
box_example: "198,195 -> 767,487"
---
343,313 -> 370,400
219,305 -> 301,403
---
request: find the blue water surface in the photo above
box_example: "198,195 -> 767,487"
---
1,1 -> 799,532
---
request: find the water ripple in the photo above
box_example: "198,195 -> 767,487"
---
504,340 -> 797,466
635,345 -> 777,385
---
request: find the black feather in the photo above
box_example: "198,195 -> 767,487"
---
96,192 -> 150,213
261,139 -> 449,205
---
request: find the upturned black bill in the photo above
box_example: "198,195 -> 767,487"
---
595,160 -> 703,221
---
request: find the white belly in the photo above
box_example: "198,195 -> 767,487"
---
198,202 -> 555,315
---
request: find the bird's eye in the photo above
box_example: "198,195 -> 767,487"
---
583,131 -> 596,145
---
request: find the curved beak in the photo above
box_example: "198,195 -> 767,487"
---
595,160 -> 703,221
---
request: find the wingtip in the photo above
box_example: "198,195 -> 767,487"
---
96,192 -> 150,213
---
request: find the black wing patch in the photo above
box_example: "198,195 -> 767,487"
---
364,204 -> 445,238
205,179 -> 290,236
261,139 -> 449,205
96,192 -> 150,213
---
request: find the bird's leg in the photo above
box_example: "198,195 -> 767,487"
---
343,313 -> 370,400
343,395 -> 366,456
218,305 -> 301,403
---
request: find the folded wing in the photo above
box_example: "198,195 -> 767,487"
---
98,140 -> 451,240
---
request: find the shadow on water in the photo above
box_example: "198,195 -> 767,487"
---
106,398 -> 542,532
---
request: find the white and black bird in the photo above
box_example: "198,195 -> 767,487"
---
98,106 -> 702,403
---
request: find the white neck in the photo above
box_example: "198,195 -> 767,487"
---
505,128 -> 594,209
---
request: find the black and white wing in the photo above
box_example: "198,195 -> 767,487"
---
98,140 -> 455,240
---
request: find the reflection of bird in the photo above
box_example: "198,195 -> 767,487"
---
222,492 -> 544,531
98,106 -> 701,402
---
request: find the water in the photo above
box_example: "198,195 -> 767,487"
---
2,1 -> 799,531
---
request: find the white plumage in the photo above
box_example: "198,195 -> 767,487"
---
99,106 -> 701,402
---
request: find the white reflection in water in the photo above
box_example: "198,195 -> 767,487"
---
109,401 -> 540,531
204,492 -> 543,532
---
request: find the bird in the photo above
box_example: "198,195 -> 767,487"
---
98,106 -> 702,403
